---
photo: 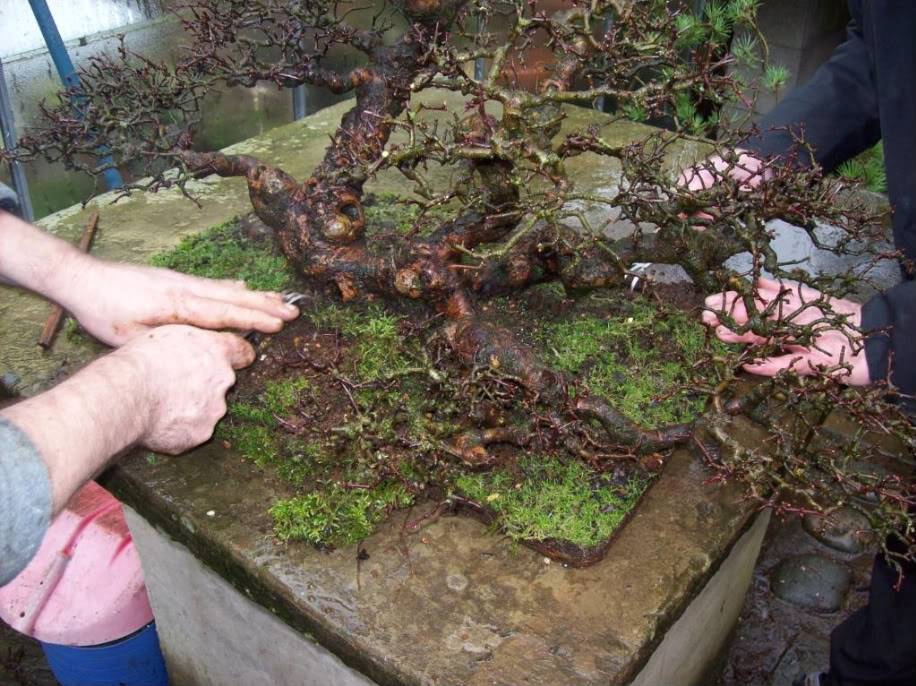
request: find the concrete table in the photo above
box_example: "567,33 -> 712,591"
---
0,94 -> 769,686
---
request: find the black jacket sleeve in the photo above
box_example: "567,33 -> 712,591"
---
742,16 -> 880,172
862,281 -> 916,400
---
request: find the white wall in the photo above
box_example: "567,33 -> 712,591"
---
0,0 -> 163,59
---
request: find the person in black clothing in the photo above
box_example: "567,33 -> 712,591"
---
702,3 -> 916,685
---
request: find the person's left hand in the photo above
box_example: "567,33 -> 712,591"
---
702,277 -> 870,385
59,256 -> 299,346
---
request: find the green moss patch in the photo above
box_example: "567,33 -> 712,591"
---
221,303 -> 438,547
542,295 -> 726,427
150,217 -> 294,291
271,483 -> 413,546
456,456 -> 647,548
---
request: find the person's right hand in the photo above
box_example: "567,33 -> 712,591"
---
114,325 -> 255,454
62,258 -> 299,347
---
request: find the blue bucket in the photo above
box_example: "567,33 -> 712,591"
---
40,621 -> 168,686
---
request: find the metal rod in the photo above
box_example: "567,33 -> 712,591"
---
0,58 -> 34,222
27,0 -> 124,190
292,84 -> 307,120
474,12 -> 485,81
596,15 -> 615,113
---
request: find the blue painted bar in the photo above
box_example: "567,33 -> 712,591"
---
27,0 -> 124,190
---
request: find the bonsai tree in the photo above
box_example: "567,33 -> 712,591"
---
9,0 -> 914,568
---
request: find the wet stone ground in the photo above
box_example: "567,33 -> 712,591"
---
0,623 -> 56,686
718,510 -> 876,686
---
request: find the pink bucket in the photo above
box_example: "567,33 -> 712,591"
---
0,481 -> 154,645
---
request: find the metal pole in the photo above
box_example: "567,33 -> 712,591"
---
597,15 -> 614,112
0,59 -> 34,222
474,13 -> 485,81
292,84 -> 307,120
27,0 -> 124,190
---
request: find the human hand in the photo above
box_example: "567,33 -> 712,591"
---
116,325 -> 255,454
676,150 -> 770,226
60,256 -> 298,346
677,149 -> 769,192
701,277 -> 870,385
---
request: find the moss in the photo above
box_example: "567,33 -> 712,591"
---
263,377 -> 311,414
150,217 -> 294,291
306,300 -> 362,331
343,306 -> 416,382
223,377 -> 312,470
270,483 -> 413,545
223,424 -> 278,467
230,377 -> 311,426
542,295 -> 725,427
275,441 -> 327,487
223,366 -> 421,546
306,301 -> 419,384
456,456 -> 647,548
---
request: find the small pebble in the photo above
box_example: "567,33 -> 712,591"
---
543,557 -> 551,565
206,510 -> 216,517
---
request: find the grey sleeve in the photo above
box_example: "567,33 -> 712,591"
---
0,182 -> 19,213
0,417 -> 52,587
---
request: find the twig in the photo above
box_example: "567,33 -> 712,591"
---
38,210 -> 99,349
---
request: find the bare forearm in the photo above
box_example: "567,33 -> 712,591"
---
0,209 -> 87,299
0,350 -> 149,513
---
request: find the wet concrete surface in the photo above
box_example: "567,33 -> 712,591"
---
1,509 -> 870,686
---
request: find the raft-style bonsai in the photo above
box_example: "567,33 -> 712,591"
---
9,0 -> 915,568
